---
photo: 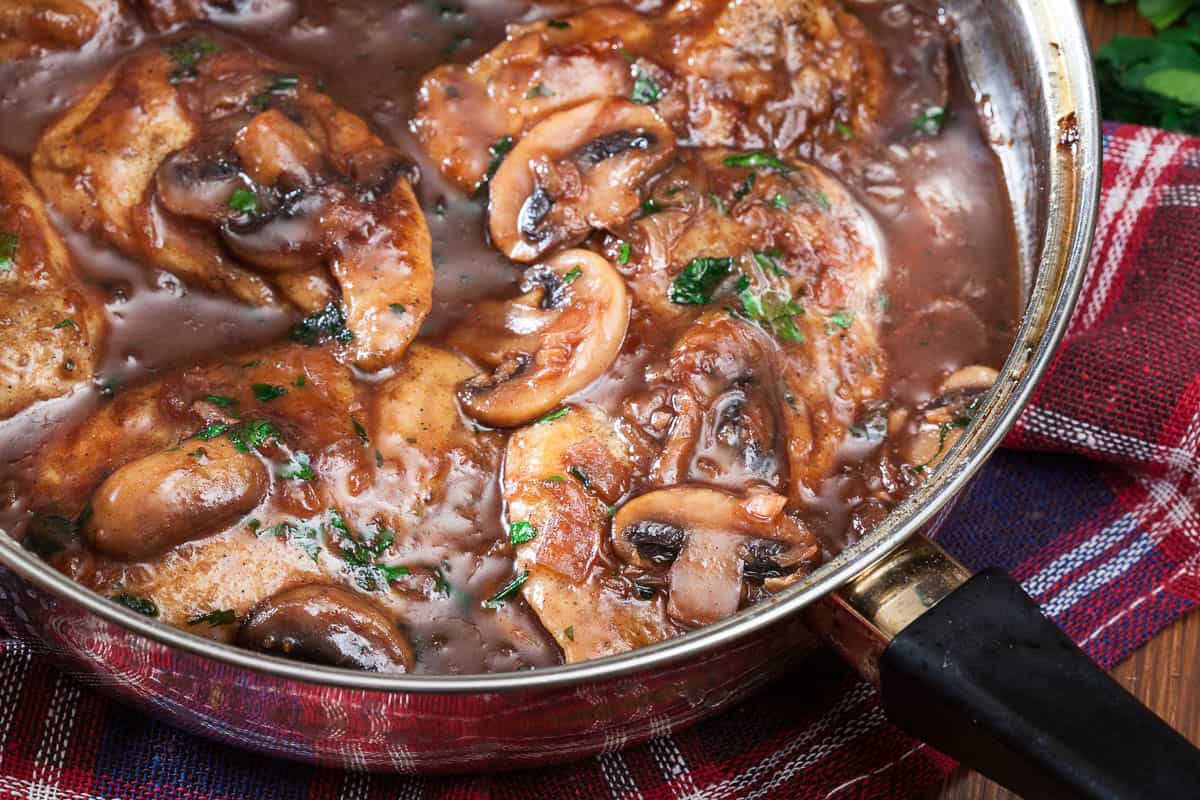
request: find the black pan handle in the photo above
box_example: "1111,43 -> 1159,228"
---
808,537 -> 1200,798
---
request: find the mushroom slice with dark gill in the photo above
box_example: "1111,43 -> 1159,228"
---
612,487 -> 819,628
904,365 -> 998,472
488,98 -> 676,262
238,584 -> 414,672
451,249 -> 630,428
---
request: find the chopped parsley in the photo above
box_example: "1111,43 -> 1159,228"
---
708,192 -> 727,214
53,319 -> 76,329
835,122 -> 855,140
669,256 -> 733,305
508,520 -> 538,545
484,570 -> 529,608
525,81 -> 553,99
564,625 -> 575,641
772,194 -> 791,209
111,593 -> 158,617
546,18 -> 570,29
618,241 -> 631,265
194,423 -> 229,441
203,394 -> 237,408
723,152 -> 794,173
913,106 -> 949,135
228,188 -> 260,215
187,609 -> 236,627
826,309 -> 855,333
252,383 -> 286,402
279,451 -> 315,480
289,303 -> 354,345
0,232 -> 17,272
733,172 -> 756,200
631,70 -> 662,104
753,250 -> 788,277
164,35 -> 217,84
484,136 -> 513,180
562,266 -> 582,285
388,303 -> 405,315
535,407 -> 570,425
641,197 -> 660,214
543,474 -> 565,484
352,417 -> 369,444
737,275 -> 805,343
228,419 -> 279,452
293,376 -> 306,387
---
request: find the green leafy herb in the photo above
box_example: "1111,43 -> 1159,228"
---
165,35 -> 217,84
772,194 -> 791,209
568,466 -> 591,488
195,423 -> 229,441
388,303 -> 405,315
228,419 -> 279,452
54,318 -> 76,329
246,518 -> 260,533
632,70 -> 662,104
293,376 -> 306,388
737,274 -> 805,343
753,250 -> 788,277
618,241 -> 631,264
252,383 -> 286,402
913,106 -> 949,135
535,407 -> 570,425
111,593 -> 158,617
228,188 -> 259,215
733,172 -> 756,201
564,625 -> 575,641
289,303 -> 354,345
826,309 -> 855,332
484,570 -> 529,607
352,417 -> 369,444
543,474 -> 565,484
0,232 -> 17,272
562,266 -> 582,285
835,122 -> 855,140
187,447 -> 207,459
525,81 -> 553,98
203,394 -> 237,408
187,609 -> 236,627
707,192 -> 727,214
812,190 -> 831,212
1096,6 -> 1200,133
546,18 -> 570,29
723,152 -> 794,173
431,566 -> 452,597
485,136 -> 514,179
669,256 -> 733,305
280,451 -> 315,480
24,512 -> 83,558
508,520 -> 538,545
641,197 -> 660,215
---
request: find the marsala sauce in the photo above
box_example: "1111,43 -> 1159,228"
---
0,0 -> 1021,673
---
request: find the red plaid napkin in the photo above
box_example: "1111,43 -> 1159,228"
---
0,122 -> 1198,799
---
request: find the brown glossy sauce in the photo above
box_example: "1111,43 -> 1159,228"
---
0,0 -> 1019,674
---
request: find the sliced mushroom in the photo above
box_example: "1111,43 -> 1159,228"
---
453,249 -> 630,427
237,584 -> 414,672
489,98 -> 676,262
85,436 -> 270,561
612,487 -> 818,628
904,364 -> 997,470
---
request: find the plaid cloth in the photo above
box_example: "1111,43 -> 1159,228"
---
0,121 -> 1197,799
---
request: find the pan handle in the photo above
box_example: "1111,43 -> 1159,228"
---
808,535 -> 1200,798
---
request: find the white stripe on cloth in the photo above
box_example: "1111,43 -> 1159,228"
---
0,777 -> 125,800
598,751 -> 644,800
1019,406 -> 1176,465
1077,130 -> 1184,334
336,771 -> 370,800
1023,513 -> 1141,598
0,642 -> 33,772
1158,184 -> 1200,208
27,674 -> 82,800
648,734 -> 698,799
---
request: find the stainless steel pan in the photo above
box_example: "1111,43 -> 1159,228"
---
3,1 -> 1195,796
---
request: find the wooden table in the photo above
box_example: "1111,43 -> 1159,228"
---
937,3 -> 1195,797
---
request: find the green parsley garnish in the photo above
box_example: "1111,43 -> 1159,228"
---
708,192 -> 727,214
111,593 -> 158,617
737,274 -> 805,343
194,423 -> 229,441
543,475 -> 565,484
485,136 -> 514,180
723,152 -> 795,172
913,106 -> 949,135
228,188 -> 259,215
562,266 -> 582,285
228,419 -> 279,452
568,466 -> 591,488
0,232 -> 17,272
835,122 -> 855,140
733,172 -> 756,200
164,35 -> 217,84
352,417 -> 369,444
279,451 -> 315,480
289,303 -> 354,345
252,383 -> 286,402
772,194 -> 791,209
508,520 -> 538,545
53,318 -> 76,329
564,625 -> 575,641
388,303 -> 405,315
187,609 -> 236,627
203,394 -> 237,408
631,70 -> 662,104
535,407 -> 570,425
546,19 -> 570,29
525,81 -> 553,99
618,241 -> 631,264
753,250 -> 788,277
827,309 -> 855,332
669,256 -> 734,305
484,570 -> 529,607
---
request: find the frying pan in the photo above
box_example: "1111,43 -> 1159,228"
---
1,1 -> 1197,797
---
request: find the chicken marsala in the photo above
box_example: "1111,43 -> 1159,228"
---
0,0 -> 1021,673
